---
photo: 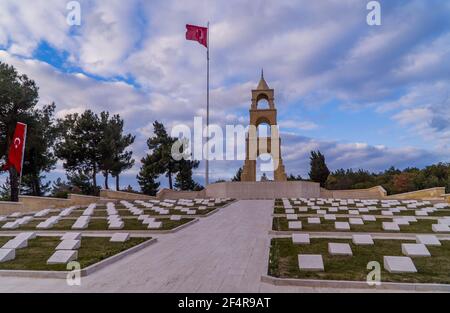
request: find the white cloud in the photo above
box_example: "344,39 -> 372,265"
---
280,120 -> 318,131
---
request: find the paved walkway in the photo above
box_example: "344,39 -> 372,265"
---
0,200 -> 421,293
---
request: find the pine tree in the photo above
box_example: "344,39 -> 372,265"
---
20,103 -> 58,196
0,62 -> 39,201
138,121 -> 202,194
55,110 -> 102,195
0,178 -> 11,201
137,152 -> 160,196
288,174 -> 303,181
138,121 -> 176,192
50,178 -> 74,199
98,112 -> 135,190
175,159 -> 202,191
308,150 -> 330,187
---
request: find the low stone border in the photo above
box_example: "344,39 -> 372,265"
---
145,217 -> 199,234
269,230 -> 450,238
0,238 -> 157,279
272,213 -> 445,220
269,233 -> 450,241
261,275 -> 450,292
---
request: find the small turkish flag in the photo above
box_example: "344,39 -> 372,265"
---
186,24 -> 208,48
4,122 -> 27,175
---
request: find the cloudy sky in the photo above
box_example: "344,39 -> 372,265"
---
1,0 -> 450,189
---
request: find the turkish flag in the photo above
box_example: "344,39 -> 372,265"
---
186,24 -> 208,48
4,122 -> 27,175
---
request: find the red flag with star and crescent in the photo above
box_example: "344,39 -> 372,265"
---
3,122 -> 27,175
186,24 -> 208,48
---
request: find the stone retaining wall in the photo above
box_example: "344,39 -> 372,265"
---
386,187 -> 446,200
204,181 -> 321,199
0,194 -> 101,215
320,186 -> 387,199
100,189 -> 157,201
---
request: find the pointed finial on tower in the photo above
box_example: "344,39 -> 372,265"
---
257,68 -> 270,90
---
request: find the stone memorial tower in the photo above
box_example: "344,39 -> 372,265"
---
241,71 -> 287,182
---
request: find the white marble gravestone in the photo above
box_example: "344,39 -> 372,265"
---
362,215 -> 376,222
416,235 -> 441,246
170,215 -> 182,221
0,249 -> 15,263
335,222 -> 350,230
401,243 -> 431,257
15,232 -> 36,241
349,218 -> 364,225
110,233 -> 130,242
292,234 -> 310,245
147,221 -> 162,229
298,254 -> 324,271
352,234 -> 374,245
384,256 -> 417,273
308,218 -> 321,224
328,243 -> 353,256
47,250 -> 78,264
56,239 -> 81,251
324,214 -> 336,221
288,221 -> 302,230
2,238 -> 28,249
286,214 -> 298,221
1,221 -> 19,230
61,232 -> 82,241
432,224 -> 450,233
382,222 -> 400,231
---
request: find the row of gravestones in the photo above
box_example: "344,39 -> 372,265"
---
285,214 -> 450,233
0,232 -> 132,264
283,205 -> 449,217
291,234 -> 441,273
282,198 -> 445,209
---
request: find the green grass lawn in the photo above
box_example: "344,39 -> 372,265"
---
0,217 -> 194,231
0,236 -> 149,271
269,237 -> 450,284
272,217 -> 450,234
0,236 -> 13,247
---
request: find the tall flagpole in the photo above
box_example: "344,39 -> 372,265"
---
206,21 -> 210,186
